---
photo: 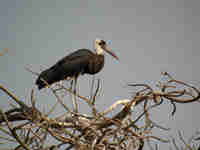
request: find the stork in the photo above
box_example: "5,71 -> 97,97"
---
36,39 -> 119,90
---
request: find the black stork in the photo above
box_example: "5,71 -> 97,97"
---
36,39 -> 119,90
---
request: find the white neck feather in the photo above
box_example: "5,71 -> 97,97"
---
96,45 -> 104,55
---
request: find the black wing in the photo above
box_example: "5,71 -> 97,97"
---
55,49 -> 94,77
36,49 -> 94,89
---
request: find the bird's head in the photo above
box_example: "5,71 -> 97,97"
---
95,38 -> 119,60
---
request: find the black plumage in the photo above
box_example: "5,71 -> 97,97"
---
36,49 -> 104,89
36,39 -> 118,90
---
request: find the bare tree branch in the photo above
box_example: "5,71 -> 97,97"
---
0,72 -> 199,149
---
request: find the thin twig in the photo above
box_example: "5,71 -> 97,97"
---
0,109 -> 30,150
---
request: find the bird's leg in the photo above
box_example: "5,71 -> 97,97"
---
69,80 -> 73,91
90,75 -> 95,100
72,76 -> 78,113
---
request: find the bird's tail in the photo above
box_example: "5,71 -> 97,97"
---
36,70 -> 49,90
36,67 -> 61,90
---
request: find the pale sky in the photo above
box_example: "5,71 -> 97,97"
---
0,0 -> 200,149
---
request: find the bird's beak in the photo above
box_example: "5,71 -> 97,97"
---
102,45 -> 119,60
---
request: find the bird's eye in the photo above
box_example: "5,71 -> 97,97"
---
99,40 -> 106,45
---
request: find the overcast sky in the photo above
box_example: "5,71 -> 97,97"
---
0,0 -> 200,149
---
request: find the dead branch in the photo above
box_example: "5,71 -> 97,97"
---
0,72 -> 199,149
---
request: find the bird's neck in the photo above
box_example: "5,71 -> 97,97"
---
96,46 -> 104,55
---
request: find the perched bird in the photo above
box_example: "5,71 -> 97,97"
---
36,39 -> 119,90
